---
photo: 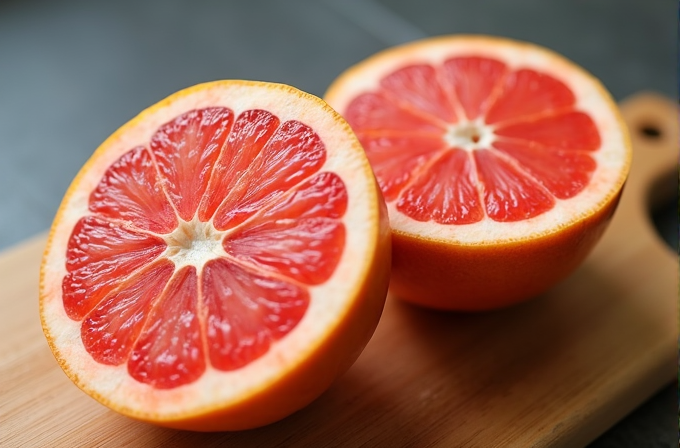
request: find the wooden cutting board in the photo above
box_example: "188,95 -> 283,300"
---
1,93 -> 677,448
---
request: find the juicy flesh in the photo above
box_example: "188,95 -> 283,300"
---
62,108 -> 348,389
345,56 -> 601,223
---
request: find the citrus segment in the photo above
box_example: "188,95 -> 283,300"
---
128,265 -> 204,389
395,148 -> 483,224
492,140 -> 596,199
345,92 -> 445,134
380,64 -> 457,122
88,146 -> 177,233
360,134 -> 445,201
325,35 -> 631,310
198,109 -> 279,222
202,259 -> 309,371
224,171 -> 347,285
494,111 -> 601,150
473,148 -> 554,221
150,107 -> 233,222
441,56 -> 506,120
81,260 -> 174,366
212,119 -> 326,230
41,80 -> 391,430
484,68 -> 575,124
63,216 -> 167,320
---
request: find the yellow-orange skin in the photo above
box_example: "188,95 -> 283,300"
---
389,191 -> 622,311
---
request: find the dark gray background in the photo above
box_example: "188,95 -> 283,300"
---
0,0 -> 676,446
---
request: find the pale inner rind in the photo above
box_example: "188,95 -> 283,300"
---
325,36 -> 630,244
41,81 -> 378,418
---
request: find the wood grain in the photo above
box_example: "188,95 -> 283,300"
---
0,93 -> 677,448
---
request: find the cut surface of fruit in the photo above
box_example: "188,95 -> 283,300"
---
40,81 -> 391,430
325,35 -> 631,310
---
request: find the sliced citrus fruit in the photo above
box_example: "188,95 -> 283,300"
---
325,35 -> 631,310
40,80 -> 391,431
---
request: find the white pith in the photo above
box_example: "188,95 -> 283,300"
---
444,118 -> 494,152
163,217 -> 227,270
40,81 -> 380,418
325,36 -> 631,245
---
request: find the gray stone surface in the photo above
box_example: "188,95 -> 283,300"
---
0,0 -> 676,446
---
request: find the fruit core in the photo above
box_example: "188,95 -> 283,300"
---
444,121 -> 493,150
164,218 -> 225,269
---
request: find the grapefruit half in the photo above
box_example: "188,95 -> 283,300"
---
40,81 -> 391,430
325,35 -> 631,310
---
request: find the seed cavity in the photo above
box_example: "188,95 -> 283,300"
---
444,121 -> 494,151
164,217 -> 226,269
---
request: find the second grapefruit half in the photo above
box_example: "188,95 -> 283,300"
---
325,35 -> 631,310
